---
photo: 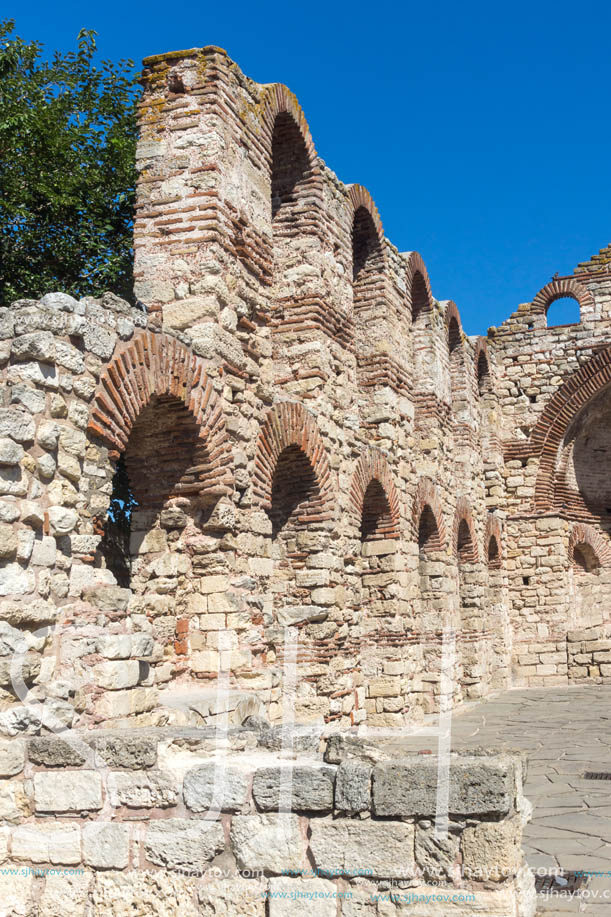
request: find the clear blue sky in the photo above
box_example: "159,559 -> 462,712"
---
12,0 -> 611,334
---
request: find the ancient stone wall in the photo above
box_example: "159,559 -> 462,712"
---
0,729 -> 535,917
2,43 -> 611,731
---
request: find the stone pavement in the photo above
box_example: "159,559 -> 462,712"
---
441,686 -> 611,914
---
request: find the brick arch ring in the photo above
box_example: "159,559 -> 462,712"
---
87,329 -> 233,493
404,251 -> 434,319
568,523 -> 611,569
252,401 -> 334,515
453,496 -> 479,563
485,514 -> 503,569
444,299 -> 463,332
261,83 -> 319,173
531,344 -> 611,511
412,477 -> 446,550
347,185 -> 384,243
349,448 -> 400,538
530,277 -> 594,316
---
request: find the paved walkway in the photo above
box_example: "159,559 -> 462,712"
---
444,686 -> 611,914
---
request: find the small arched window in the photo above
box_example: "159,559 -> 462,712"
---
477,350 -> 492,396
546,296 -> 581,328
271,112 -> 311,241
418,505 -> 440,553
411,271 -> 429,325
361,479 -> 393,542
352,206 -> 384,315
487,534 -> 500,567
573,543 -> 600,574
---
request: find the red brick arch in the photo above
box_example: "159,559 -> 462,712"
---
404,251 -> 434,322
347,185 -> 384,242
532,345 -> 611,511
252,402 -> 334,516
261,83 -> 319,167
531,277 -> 594,317
568,523 -> 611,570
453,497 -> 479,563
485,514 -> 503,569
412,478 -> 446,551
444,300 -> 463,333
349,449 -> 400,538
87,330 -> 232,492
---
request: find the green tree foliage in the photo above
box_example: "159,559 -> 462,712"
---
0,20 -> 140,303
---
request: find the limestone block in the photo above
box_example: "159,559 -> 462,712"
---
0,562 -> 35,595
277,605 -> 328,626
144,818 -> 224,869
37,873 -> 93,917
48,505 -> 78,534
93,660 -> 142,690
12,823 -> 81,864
414,820 -> 460,879
12,331 -> 56,363
31,535 -> 57,566
390,884 -> 520,915
0,780 -> 29,822
93,687 -> 158,719
252,765 -> 335,812
34,771 -> 103,812
0,864 -> 33,916
108,770 -> 178,808
92,871 -> 199,917
0,522 -> 17,558
83,822 -> 130,869
0,438 -> 24,465
0,408 -> 35,443
373,758 -> 514,817
183,763 -> 250,813
230,814 -> 307,872
268,877 -> 337,916
198,878 -> 266,916
461,816 -> 522,881
309,818 -> 415,879
0,737 -> 25,776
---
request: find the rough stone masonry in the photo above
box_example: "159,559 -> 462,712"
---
0,41 -> 610,914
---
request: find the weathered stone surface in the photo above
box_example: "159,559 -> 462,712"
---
198,878 -> 266,916
144,818 -> 224,869
0,737 -> 25,776
309,818 -> 415,878
28,736 -> 92,767
267,877 -> 337,916
83,822 -> 130,869
230,814 -> 306,872
183,763 -> 250,813
390,884 -> 520,915
108,770 -> 178,808
95,735 -> 157,769
461,816 -> 522,881
0,866 -> 33,916
335,762 -> 371,812
252,765 -> 335,812
0,438 -> 24,465
92,871 -> 199,917
0,780 -> 29,822
34,770 -> 103,812
372,758 -> 514,817
414,820 -> 461,879
12,823 -> 81,864
38,873 -> 93,917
